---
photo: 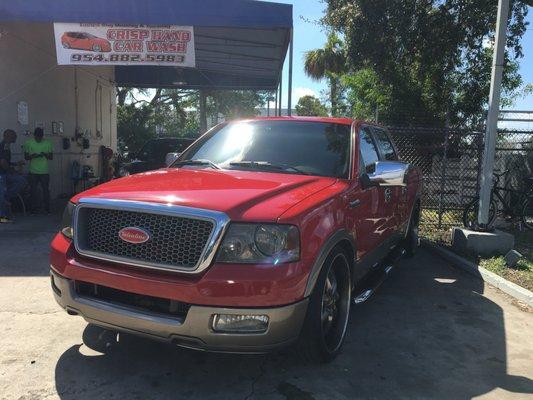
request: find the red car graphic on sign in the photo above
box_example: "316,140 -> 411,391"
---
61,32 -> 111,53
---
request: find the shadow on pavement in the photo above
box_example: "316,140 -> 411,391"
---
0,213 -> 61,277
54,250 -> 533,399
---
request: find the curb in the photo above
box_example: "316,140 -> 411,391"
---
421,239 -> 533,308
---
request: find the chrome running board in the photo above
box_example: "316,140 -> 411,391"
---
352,248 -> 407,305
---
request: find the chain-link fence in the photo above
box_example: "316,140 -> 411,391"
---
389,126 -> 533,241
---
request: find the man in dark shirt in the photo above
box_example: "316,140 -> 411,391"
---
0,129 -> 26,223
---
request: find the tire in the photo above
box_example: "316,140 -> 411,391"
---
521,196 -> 533,230
93,44 -> 101,52
403,204 -> 420,258
296,246 -> 352,363
62,42 -> 70,49
463,197 -> 497,229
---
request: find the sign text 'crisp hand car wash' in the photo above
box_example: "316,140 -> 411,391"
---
54,23 -> 195,67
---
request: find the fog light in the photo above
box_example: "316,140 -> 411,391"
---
212,314 -> 269,333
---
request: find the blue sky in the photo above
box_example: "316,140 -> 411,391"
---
277,0 -> 533,111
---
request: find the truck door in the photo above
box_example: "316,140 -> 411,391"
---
370,126 -> 404,238
344,125 -> 387,278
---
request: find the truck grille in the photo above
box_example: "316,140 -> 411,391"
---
75,206 -> 215,271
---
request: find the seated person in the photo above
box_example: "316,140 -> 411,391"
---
0,129 -> 26,223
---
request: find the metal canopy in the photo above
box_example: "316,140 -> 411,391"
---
0,0 -> 292,90
116,26 -> 290,89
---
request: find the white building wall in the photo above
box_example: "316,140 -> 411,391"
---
0,22 -> 117,200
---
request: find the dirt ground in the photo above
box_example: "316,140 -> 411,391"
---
1,214 -> 532,400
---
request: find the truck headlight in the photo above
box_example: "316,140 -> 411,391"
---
217,223 -> 300,264
61,202 -> 75,239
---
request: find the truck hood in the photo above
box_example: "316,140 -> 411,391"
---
71,168 -> 338,221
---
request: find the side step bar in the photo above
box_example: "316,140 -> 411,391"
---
353,249 -> 406,305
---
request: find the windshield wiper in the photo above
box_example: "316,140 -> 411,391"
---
229,161 -> 308,175
173,159 -> 221,169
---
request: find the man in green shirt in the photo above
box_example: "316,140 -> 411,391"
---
24,128 -> 53,214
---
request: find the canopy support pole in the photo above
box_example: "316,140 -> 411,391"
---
279,70 -> 283,116
477,0 -> 510,228
274,86 -> 278,116
287,28 -> 293,116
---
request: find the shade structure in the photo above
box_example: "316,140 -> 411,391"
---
0,0 -> 293,90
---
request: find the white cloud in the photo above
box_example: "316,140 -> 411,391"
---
267,87 -> 319,109
293,87 -> 318,103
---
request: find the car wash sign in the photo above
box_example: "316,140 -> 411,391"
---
53,23 -> 195,67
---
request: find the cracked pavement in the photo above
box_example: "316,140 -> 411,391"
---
1,214 -> 532,399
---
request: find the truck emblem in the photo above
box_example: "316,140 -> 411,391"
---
118,227 -> 150,244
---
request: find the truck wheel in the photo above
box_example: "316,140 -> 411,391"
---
297,247 -> 351,363
403,205 -> 420,258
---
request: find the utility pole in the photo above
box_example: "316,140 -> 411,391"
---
287,29 -> 294,116
477,0 -> 510,228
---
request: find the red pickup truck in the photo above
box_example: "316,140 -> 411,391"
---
50,117 -> 421,362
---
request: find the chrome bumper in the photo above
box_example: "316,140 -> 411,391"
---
50,270 -> 308,353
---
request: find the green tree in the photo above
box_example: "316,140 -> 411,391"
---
323,0 -> 529,126
342,68 -> 392,121
117,103 -> 156,154
295,95 -> 329,116
304,33 -> 347,116
117,89 -> 268,153
207,90 -> 268,120
117,88 -> 199,153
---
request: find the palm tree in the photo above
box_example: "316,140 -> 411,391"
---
304,33 -> 346,116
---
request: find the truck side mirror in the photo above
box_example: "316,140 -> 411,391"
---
165,152 -> 181,167
367,161 -> 409,187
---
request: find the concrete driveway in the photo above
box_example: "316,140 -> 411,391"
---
1,215 -> 532,400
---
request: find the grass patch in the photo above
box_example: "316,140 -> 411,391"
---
480,256 -> 533,292
419,209 -> 533,292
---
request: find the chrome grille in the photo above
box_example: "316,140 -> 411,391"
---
73,199 -> 229,273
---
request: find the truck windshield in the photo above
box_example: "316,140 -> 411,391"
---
177,121 -> 351,178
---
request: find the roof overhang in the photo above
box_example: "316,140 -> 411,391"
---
0,0 -> 293,90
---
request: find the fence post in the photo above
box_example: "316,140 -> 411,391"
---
437,128 -> 450,229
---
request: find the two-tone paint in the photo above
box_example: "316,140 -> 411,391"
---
51,118 -> 421,307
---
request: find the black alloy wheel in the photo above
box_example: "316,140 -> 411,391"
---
297,247 -> 351,363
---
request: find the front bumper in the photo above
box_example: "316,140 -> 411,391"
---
50,270 -> 308,353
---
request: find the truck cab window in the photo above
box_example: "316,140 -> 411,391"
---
372,127 -> 397,161
359,127 -> 379,174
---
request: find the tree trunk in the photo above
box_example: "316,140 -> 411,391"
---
149,88 -> 163,106
199,90 -> 208,133
330,75 -> 338,117
117,88 -> 128,106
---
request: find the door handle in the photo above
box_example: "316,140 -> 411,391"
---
349,199 -> 361,209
